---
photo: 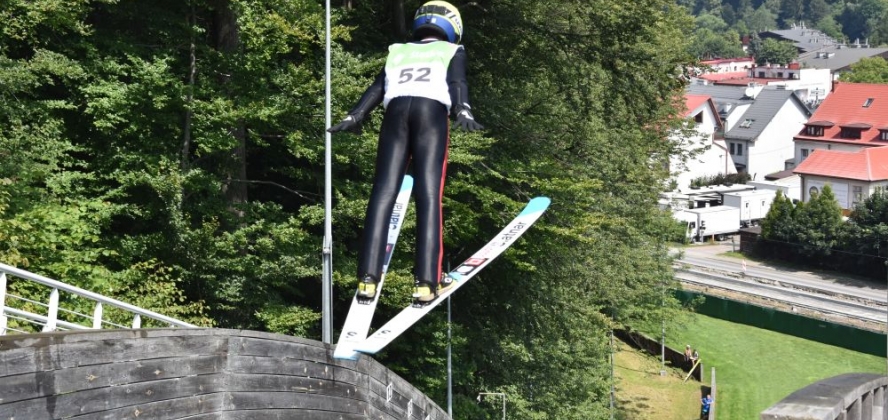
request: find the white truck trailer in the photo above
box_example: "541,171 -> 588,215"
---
677,206 -> 742,242
722,189 -> 776,227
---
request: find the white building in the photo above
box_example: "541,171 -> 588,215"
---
668,94 -> 736,191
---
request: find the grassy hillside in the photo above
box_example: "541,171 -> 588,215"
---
614,338 -> 701,419
669,314 -> 885,419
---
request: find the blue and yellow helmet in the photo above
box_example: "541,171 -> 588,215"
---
412,1 -> 463,44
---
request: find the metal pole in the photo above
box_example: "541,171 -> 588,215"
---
610,329 -> 615,419
447,295 -> 452,417
321,0 -> 334,344
661,319 -> 666,375
660,236 -> 666,376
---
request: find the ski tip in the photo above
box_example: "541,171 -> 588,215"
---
401,175 -> 414,190
520,196 -> 551,215
333,348 -> 361,361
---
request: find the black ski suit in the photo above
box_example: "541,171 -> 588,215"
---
338,39 -> 480,287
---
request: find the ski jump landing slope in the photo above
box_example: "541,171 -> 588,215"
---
0,328 -> 450,420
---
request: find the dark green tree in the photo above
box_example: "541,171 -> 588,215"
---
807,0 -> 832,24
794,184 -> 844,258
840,57 -> 888,83
756,38 -> 799,65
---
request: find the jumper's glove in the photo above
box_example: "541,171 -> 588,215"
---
327,115 -> 363,135
454,106 -> 484,132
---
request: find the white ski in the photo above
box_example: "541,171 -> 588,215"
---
334,175 -> 414,360
354,196 -> 551,355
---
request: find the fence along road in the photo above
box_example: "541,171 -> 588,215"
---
674,243 -> 887,329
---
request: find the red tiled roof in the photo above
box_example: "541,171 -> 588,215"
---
684,94 -> 710,117
701,57 -> 754,65
793,146 -> 888,181
794,82 -> 888,145
698,72 -> 748,82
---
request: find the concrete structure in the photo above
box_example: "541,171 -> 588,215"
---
0,328 -> 450,420
761,373 -> 888,420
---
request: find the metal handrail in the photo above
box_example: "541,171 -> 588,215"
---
1,262 -> 198,335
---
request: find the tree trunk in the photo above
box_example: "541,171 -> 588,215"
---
392,0 -> 407,39
212,0 -> 248,221
182,3 -> 196,171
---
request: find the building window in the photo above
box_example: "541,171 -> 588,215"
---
806,125 -> 824,136
777,72 -> 784,78
809,186 -> 819,198
694,112 -> 703,123
863,98 -> 874,108
841,127 -> 862,139
740,119 -> 755,128
737,143 -> 743,156
758,71 -> 765,78
881,130 -> 888,141
853,186 -> 864,205
730,143 -> 735,155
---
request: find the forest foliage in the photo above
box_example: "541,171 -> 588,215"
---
682,0 -> 888,60
0,1 -> 695,418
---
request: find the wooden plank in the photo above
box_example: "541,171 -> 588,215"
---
64,392 -> 226,420
0,355 -> 224,404
227,355 -> 361,386
172,413 -> 224,420
223,373 -> 361,400
0,347 -> 47,377
52,335 -> 227,368
222,408 -> 372,420
225,391 -> 367,414
0,375 -> 225,419
229,336 -> 328,363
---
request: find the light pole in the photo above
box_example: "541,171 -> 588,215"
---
477,392 -> 506,420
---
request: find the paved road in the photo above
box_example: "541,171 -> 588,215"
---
674,242 -> 888,327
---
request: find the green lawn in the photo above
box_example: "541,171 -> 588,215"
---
614,339 -> 701,420
669,314 -> 885,419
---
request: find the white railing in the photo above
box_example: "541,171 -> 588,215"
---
0,262 -> 197,335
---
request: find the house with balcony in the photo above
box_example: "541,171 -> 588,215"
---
793,82 -> 888,167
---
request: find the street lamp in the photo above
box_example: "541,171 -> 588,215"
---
477,392 -> 506,420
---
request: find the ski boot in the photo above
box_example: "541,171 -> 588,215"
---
356,274 -> 379,303
412,274 -> 457,306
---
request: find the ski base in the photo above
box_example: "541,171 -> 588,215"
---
354,196 -> 550,355
333,175 -> 413,360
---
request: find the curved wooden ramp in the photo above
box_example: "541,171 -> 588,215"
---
0,328 -> 450,420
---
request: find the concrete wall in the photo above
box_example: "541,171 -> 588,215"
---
761,373 -> 888,420
0,328 -> 450,420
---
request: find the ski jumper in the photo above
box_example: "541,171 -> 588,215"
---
347,40 -> 471,288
